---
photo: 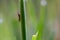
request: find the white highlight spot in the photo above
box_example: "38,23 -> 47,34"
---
40,0 -> 47,6
0,18 -> 3,24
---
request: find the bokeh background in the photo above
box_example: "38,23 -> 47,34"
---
0,0 -> 60,40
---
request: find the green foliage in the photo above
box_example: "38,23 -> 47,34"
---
0,0 -> 57,40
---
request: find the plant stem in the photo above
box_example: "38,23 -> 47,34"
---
20,0 -> 26,40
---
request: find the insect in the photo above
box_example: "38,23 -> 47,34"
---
18,12 -> 20,21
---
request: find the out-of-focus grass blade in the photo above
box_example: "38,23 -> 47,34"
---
26,0 -> 36,23
26,0 -> 37,40
37,0 -> 47,40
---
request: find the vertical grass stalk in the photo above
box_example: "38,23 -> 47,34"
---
37,0 -> 47,40
20,0 -> 26,40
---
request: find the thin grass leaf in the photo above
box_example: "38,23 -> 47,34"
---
37,0 -> 47,40
20,0 -> 26,40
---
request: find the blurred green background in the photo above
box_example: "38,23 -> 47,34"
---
0,0 -> 59,40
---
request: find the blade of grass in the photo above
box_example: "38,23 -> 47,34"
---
37,0 -> 47,40
26,0 -> 37,40
20,0 -> 26,40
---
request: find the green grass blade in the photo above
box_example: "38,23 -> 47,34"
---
37,0 -> 47,40
20,0 -> 26,40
